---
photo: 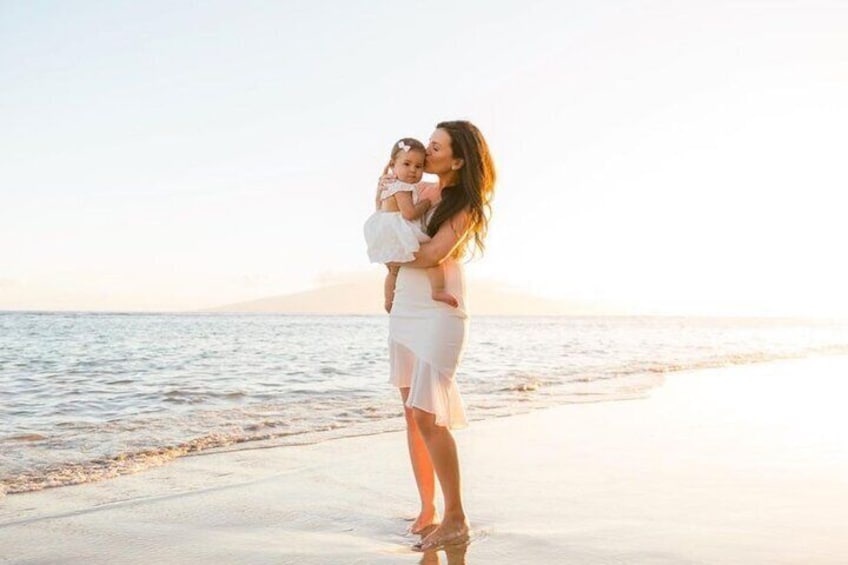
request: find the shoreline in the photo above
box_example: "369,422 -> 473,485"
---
6,347 -> 848,499
2,355 -> 848,564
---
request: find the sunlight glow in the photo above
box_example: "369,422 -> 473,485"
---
1,2 -> 845,315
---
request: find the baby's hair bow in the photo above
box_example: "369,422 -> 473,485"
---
397,141 -> 411,152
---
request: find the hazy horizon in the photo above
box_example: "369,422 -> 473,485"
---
2,2 -> 846,317
1,272 -> 845,319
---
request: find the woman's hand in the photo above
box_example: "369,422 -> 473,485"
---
374,170 -> 397,210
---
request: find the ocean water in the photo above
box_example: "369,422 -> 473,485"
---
2,312 -> 847,496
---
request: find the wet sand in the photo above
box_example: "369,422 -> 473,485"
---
2,356 -> 847,564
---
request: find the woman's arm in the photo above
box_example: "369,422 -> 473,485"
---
390,210 -> 470,269
374,167 -> 395,211
374,184 -> 383,211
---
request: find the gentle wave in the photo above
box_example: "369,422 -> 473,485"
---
4,341 -> 847,497
1,425 -> 352,496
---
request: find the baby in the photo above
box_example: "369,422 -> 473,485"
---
364,138 -> 459,313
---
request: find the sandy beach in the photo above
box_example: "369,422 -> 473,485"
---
2,355 -> 847,564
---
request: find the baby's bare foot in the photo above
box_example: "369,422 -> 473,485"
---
432,291 -> 459,308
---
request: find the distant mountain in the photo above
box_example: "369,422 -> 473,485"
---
202,274 -> 609,316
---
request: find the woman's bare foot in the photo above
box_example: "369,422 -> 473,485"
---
413,518 -> 469,552
409,509 -> 440,535
412,522 -> 439,537
432,290 -> 459,308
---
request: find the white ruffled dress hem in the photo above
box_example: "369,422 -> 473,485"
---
388,339 -> 468,430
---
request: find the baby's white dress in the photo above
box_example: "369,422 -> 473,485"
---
363,180 -> 430,263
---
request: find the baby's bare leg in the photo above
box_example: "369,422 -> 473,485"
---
384,266 -> 399,313
427,265 -> 458,308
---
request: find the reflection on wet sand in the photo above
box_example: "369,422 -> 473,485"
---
418,542 -> 469,565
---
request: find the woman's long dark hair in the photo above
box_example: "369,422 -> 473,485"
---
426,120 -> 496,258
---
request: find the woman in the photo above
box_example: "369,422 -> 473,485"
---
387,120 -> 495,552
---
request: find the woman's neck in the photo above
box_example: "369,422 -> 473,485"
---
437,171 -> 459,189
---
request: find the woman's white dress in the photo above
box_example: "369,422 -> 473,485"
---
363,181 -> 430,263
389,257 -> 469,429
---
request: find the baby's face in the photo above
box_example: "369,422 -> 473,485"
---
392,150 -> 425,183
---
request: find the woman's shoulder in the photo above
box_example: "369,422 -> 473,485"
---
448,207 -> 472,232
416,181 -> 438,198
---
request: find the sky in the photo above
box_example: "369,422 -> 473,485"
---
1,1 -> 846,316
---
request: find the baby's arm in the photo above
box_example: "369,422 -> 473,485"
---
393,191 -> 431,221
